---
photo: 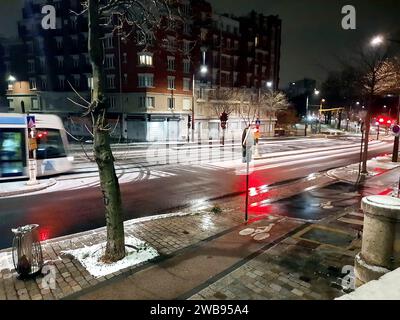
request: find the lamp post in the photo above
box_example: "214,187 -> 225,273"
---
305,89 -> 320,136
191,65 -> 208,143
370,35 -> 400,162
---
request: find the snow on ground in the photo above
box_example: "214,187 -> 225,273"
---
62,236 -> 158,278
0,251 -> 14,271
337,267 -> 400,300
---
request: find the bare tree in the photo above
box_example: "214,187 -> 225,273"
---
73,0 -> 179,262
206,87 -> 242,144
258,90 -> 289,136
353,48 -> 399,175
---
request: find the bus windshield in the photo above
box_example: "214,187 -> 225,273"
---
36,129 -> 67,160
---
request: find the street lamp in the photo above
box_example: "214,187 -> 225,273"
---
305,89 -> 319,136
266,81 -> 273,89
370,34 -> 400,161
7,75 -> 16,91
191,64 -> 208,143
370,35 -> 385,47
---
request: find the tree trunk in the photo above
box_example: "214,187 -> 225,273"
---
361,95 -> 373,175
88,0 -> 125,262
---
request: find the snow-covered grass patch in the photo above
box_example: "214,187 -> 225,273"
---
62,236 -> 158,278
0,251 -> 14,271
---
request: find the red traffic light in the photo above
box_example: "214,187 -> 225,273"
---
220,112 -> 228,122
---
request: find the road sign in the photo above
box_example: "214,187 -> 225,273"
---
392,124 -> 400,137
27,116 -> 36,129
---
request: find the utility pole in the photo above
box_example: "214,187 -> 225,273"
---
305,96 -> 309,137
393,95 -> 400,162
192,74 -> 195,143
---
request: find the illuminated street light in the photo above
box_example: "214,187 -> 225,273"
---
370,35 -> 385,47
200,65 -> 208,75
7,75 -> 16,82
267,81 -> 273,88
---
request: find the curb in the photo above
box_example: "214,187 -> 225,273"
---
0,179 -> 57,198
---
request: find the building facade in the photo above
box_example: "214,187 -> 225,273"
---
5,0 -> 282,142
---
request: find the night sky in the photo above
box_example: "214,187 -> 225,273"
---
1,0 -> 399,88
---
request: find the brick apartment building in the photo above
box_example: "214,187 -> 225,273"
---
4,0 -> 281,142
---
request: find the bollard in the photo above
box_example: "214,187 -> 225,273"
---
355,195 -> 400,287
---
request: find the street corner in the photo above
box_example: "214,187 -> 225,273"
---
0,179 -> 57,198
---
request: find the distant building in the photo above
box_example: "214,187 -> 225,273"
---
5,0 -> 282,141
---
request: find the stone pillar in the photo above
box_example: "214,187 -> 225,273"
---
355,195 -> 400,287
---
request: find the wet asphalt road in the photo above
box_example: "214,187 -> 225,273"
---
0,138 -> 392,249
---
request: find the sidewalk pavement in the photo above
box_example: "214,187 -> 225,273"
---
0,179 -> 57,198
327,155 -> 400,184
0,161 -> 399,300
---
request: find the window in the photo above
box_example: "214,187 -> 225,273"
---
55,37 -> 63,50
167,76 -> 175,90
104,34 -> 113,49
58,75 -> 65,89
234,40 -> 239,49
109,96 -> 116,109
183,60 -> 190,74
39,57 -> 46,71
183,78 -> 191,91
40,76 -> 47,90
138,74 -> 154,88
83,53 -> 90,65
167,97 -> 175,109
71,35 -> 78,47
227,38 -> 231,49
139,96 -> 155,109
139,96 -> 146,108
201,29 -> 207,41
105,54 -> 115,69
72,55 -> 79,68
56,56 -> 64,68
28,60 -> 35,73
36,129 -> 66,160
70,16 -> 77,30
183,98 -> 191,111
183,23 -> 191,34
29,78 -> 37,90
167,56 -> 175,71
167,37 -> 176,51
182,3 -> 191,15
234,56 -> 238,67
138,53 -> 153,66
123,73 -> 128,86
31,98 -> 39,110
87,75 -> 93,89
106,75 -> 116,89
123,53 -> 127,64
183,40 -> 190,54
147,97 -> 155,108
73,74 -> 80,88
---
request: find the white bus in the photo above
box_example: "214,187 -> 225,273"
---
0,113 -> 73,180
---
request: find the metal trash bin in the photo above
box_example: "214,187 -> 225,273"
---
12,224 -> 43,278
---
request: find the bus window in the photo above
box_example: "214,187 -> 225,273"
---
36,129 -> 67,160
0,129 -> 26,178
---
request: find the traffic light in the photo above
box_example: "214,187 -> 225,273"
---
220,112 -> 228,129
220,112 -> 228,122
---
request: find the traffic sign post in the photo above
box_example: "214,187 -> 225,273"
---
26,115 -> 39,186
242,127 -> 254,222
